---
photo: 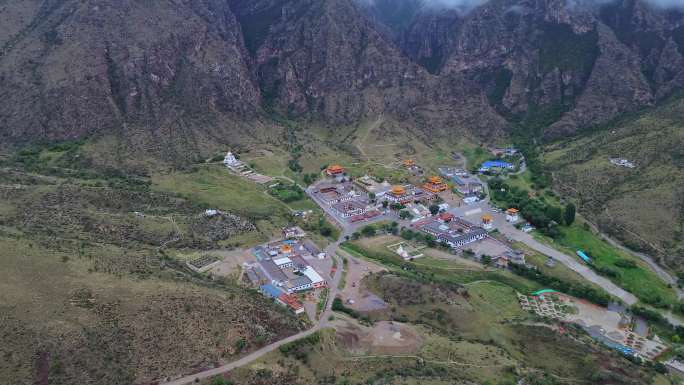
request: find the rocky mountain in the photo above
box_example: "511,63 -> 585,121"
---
360,0 -> 684,137
0,0 -> 683,147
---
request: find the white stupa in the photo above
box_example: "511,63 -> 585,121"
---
396,245 -> 409,259
223,152 -> 240,167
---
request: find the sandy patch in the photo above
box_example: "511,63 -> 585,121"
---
335,320 -> 423,355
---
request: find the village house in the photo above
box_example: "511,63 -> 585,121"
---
283,275 -> 314,293
417,217 -> 487,249
278,293 -> 305,314
261,283 -> 284,299
332,200 -> 370,218
316,184 -> 356,206
259,259 -> 288,285
302,266 -> 326,289
481,214 -> 493,230
438,166 -> 468,178
479,160 -> 515,173
452,176 -> 483,195
273,256 -> 294,269
463,193 -> 480,204
492,147 -> 519,157
506,208 -> 520,223
490,251 -> 526,269
283,226 -> 306,239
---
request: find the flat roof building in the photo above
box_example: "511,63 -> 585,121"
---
332,200 -> 369,218
302,266 -> 326,288
260,284 -> 284,299
273,257 -> 293,268
259,259 -> 288,284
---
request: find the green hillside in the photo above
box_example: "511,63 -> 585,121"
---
544,97 -> 684,269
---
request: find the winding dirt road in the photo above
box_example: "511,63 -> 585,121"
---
161,230 -> 349,385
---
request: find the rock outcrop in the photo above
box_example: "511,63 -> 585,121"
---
0,0 -> 682,145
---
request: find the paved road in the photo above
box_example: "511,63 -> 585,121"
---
162,232 -> 347,385
584,221 -> 684,300
450,201 -> 639,305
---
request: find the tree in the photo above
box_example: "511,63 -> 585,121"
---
399,210 -> 413,220
424,234 -> 436,247
481,255 -> 492,266
429,204 -> 440,215
564,203 -> 576,225
235,338 -> 247,352
400,228 -> 415,240
211,378 -> 234,385
368,192 -> 376,201
390,202 -> 405,211
360,225 -> 376,237
382,200 -> 389,209
303,173 -> 318,185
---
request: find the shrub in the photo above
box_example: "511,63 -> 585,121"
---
614,259 -> 637,269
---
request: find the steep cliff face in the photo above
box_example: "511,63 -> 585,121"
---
0,0 -> 683,145
0,0 -> 261,144
361,0 -> 684,137
229,0 -> 506,136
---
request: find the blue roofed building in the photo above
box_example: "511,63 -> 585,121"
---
479,160 -> 515,173
260,284 -> 284,299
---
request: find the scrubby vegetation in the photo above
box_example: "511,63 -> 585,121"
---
0,146 -> 307,385
268,182 -> 305,203
509,263 -> 612,306
489,177 -> 566,236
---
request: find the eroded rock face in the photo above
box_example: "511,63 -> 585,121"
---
0,0 -> 261,143
361,0 -> 684,137
0,0 -> 682,144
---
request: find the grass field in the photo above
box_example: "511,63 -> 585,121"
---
152,165 -> 289,220
515,241 -> 609,293
342,236 -> 541,295
535,222 -> 679,308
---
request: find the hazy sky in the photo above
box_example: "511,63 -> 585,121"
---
360,0 -> 684,11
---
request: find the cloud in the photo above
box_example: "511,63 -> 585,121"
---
643,0 -> 684,8
358,0 -> 684,12
356,0 -> 490,13
422,0 -> 490,11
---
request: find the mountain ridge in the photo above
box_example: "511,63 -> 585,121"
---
0,0 -> 682,148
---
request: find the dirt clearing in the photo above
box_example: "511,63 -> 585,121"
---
340,251 -> 388,312
335,319 -> 423,355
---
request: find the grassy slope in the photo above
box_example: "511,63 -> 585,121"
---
341,237 -> 540,294
544,96 -> 684,268
0,146 -> 308,384
556,223 -> 677,306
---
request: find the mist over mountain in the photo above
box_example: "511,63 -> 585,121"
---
356,0 -> 684,12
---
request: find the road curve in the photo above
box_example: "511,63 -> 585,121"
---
450,201 -> 639,306
503,227 -> 638,305
161,232 -> 347,385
